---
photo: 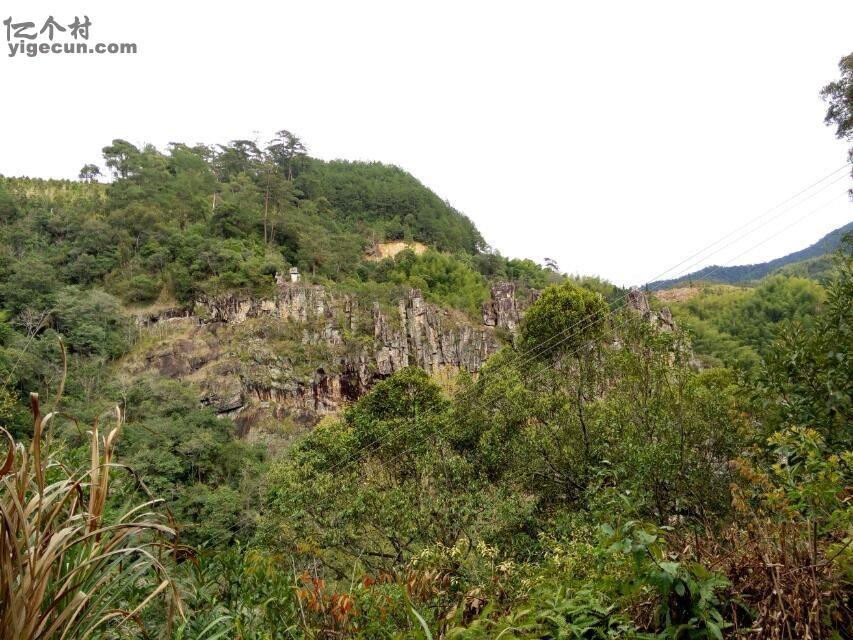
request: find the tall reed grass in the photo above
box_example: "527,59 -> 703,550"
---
0,392 -> 182,639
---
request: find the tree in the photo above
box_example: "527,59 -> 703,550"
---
166,144 -> 217,228
52,287 -> 130,358
213,172 -> 262,238
258,157 -> 297,244
12,307 -> 51,339
113,376 -> 262,546
517,282 -> 609,460
268,129 -> 307,180
821,52 -> 853,192
519,281 -> 609,358
758,238 -> 853,450
78,163 -> 101,182
0,178 -> 17,223
456,309 -> 743,521
101,139 -> 141,179
822,52 -> 853,143
213,140 -> 262,181
0,257 -> 59,315
260,368 -> 503,574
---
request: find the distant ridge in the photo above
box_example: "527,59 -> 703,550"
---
648,220 -> 853,290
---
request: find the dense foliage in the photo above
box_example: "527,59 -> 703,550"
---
1,53 -> 852,638
0,133 -> 501,312
1,175 -> 850,640
0,133 -> 561,406
244,269 -> 850,639
664,275 -> 825,370
0,132 -> 556,558
756,245 -> 853,450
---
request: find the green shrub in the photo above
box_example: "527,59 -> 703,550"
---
122,273 -> 162,303
52,286 -> 130,358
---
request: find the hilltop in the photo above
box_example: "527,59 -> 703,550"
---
0,134 -> 577,320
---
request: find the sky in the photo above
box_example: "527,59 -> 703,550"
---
2,1 -> 851,286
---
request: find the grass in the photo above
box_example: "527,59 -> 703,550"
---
0,390 -> 182,639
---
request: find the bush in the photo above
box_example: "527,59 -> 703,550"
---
52,286 -> 130,358
122,273 -> 162,303
369,249 -> 490,317
0,257 -> 58,315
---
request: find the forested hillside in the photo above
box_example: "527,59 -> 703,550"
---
0,132 -> 542,310
648,220 -> 852,289
654,275 -> 826,370
0,53 -> 851,640
0,132 -> 566,555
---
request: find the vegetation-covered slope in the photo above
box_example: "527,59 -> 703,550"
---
0,133 -> 534,313
0,131 -> 567,549
1,50 -> 852,639
656,274 -> 827,370
648,220 -> 852,289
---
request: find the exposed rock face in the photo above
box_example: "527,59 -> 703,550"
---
201,284 -> 332,325
377,289 -> 497,374
133,282 -> 506,432
482,282 -> 520,331
626,288 -> 651,315
657,306 -> 674,332
626,287 -> 673,331
132,282 -> 683,438
135,307 -> 193,328
198,284 -> 498,375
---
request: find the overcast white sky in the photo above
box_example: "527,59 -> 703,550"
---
2,1 -> 851,285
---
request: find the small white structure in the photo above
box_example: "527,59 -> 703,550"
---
289,267 -> 300,283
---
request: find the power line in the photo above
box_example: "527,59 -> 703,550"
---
269,164 -> 852,479
357,188 -> 849,497
105,162 -> 852,635
187,177 -> 849,553
639,162 -> 851,287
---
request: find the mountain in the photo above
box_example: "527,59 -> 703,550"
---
0,135 -> 587,437
2,134 -> 850,640
648,220 -> 853,290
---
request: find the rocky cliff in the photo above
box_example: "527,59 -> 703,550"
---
626,287 -> 675,331
131,282 -> 517,437
482,282 -> 521,331
130,282 -> 674,440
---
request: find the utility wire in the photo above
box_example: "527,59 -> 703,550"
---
255,164 -> 853,481
187,178 -> 849,553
